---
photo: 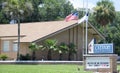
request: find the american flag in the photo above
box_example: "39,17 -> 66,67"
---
65,12 -> 78,22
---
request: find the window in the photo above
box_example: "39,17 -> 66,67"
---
13,43 -> 18,52
3,41 -> 9,52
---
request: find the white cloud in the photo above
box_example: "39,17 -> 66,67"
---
69,0 -> 96,10
69,0 -> 120,11
112,0 -> 120,11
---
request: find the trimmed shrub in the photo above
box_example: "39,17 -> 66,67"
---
19,53 -> 31,60
0,54 -> 8,60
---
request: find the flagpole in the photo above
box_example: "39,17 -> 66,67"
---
85,0 -> 88,55
82,0 -> 85,56
85,17 -> 88,55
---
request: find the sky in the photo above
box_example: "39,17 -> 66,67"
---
69,0 -> 120,11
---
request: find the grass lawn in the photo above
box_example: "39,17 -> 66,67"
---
1,64 -> 120,73
0,64 -> 92,73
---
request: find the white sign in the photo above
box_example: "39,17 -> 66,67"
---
94,44 -> 113,53
88,43 -> 113,54
86,57 -> 110,69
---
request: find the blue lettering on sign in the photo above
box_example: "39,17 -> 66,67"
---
94,44 -> 113,53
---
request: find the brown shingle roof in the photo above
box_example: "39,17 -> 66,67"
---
0,20 -> 104,42
0,21 -> 77,42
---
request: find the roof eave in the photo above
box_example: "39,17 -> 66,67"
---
88,22 -> 105,40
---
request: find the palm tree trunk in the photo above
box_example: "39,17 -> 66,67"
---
103,25 -> 107,43
47,49 -> 52,60
68,52 -> 71,61
59,53 -> 62,60
32,51 -> 36,60
17,18 -> 20,60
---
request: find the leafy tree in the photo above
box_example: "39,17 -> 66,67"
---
57,42 -> 68,60
29,43 -> 42,60
0,0 -> 74,23
0,11 -> 9,24
109,12 -> 120,55
43,39 -> 57,60
25,0 -> 41,22
38,0 -> 74,21
2,0 -> 33,60
67,43 -> 76,60
61,1 -> 74,18
0,0 -> 9,23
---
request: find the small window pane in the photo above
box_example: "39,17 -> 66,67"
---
3,41 -> 9,52
13,43 -> 18,52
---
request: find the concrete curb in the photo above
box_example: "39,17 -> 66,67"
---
0,60 -> 83,65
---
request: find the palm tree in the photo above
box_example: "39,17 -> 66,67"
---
43,39 -> 57,60
94,0 -> 115,26
67,43 -> 76,61
93,0 -> 116,42
29,43 -> 43,60
2,0 -> 33,60
57,42 -> 68,60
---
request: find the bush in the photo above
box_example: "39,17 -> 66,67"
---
19,53 -> 31,60
0,54 -> 8,60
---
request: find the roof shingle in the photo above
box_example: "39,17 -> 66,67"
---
0,21 -> 77,42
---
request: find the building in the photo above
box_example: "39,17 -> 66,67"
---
0,21 -> 104,61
